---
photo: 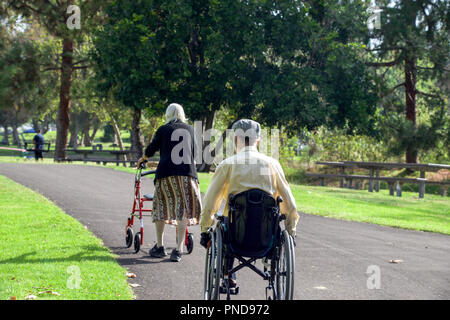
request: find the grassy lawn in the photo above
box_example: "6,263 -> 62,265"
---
0,175 -> 133,300
290,184 -> 450,235
1,156 -> 449,235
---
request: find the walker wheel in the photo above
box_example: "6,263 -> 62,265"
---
126,227 -> 133,248
134,232 -> 141,253
186,233 -> 194,254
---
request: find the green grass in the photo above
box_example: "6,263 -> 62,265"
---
0,175 -> 133,300
290,184 -> 450,235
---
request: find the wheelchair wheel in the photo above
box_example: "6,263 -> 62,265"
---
203,228 -> 223,300
134,232 -> 141,253
186,233 -> 194,254
275,230 -> 295,300
126,227 -> 133,248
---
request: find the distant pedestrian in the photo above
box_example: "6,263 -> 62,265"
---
32,129 -> 45,161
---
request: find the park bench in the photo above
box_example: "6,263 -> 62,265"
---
306,161 -> 449,198
59,156 -> 159,169
24,141 -> 51,153
63,157 -> 138,167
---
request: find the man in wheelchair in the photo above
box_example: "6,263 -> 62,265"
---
199,119 -> 299,300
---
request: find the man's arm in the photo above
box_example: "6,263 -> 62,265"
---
272,161 -> 299,237
200,162 -> 229,233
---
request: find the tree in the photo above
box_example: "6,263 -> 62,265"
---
0,30 -> 40,147
2,0 -> 107,159
249,0 -> 379,137
93,0 -> 273,163
366,0 -> 449,163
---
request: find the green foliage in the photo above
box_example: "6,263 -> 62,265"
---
254,0 -> 379,135
0,32 -> 41,130
100,124 -> 115,143
303,125 -> 389,163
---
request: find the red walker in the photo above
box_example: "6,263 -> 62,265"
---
125,163 -> 194,254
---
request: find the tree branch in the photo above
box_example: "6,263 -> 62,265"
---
366,57 -> 402,67
72,59 -> 89,66
41,67 -> 62,72
416,90 -> 444,101
364,46 -> 402,52
14,1 -> 43,15
416,65 -> 450,72
381,82 -> 405,98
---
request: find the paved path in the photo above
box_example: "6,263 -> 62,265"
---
1,163 -> 449,299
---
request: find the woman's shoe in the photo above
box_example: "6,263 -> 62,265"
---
149,244 -> 167,257
170,249 -> 182,262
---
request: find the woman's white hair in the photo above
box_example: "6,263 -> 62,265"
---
165,103 -> 186,124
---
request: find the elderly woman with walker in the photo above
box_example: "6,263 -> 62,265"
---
137,103 -> 202,262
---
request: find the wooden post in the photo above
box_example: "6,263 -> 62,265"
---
354,180 -> 359,190
340,167 -> 345,188
375,171 -> 380,192
368,168 -> 374,192
347,178 -> 352,189
418,171 -> 425,199
389,182 -> 394,196
440,186 -> 447,197
396,181 -> 402,197
320,177 -> 325,187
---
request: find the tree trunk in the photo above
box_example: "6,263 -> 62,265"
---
111,117 -> 127,161
12,123 -> 21,147
2,125 -> 9,145
102,103 -> 126,161
197,111 -> 216,172
68,128 -> 77,148
32,119 -> 40,132
42,114 -> 51,134
68,111 -> 79,148
89,118 -> 100,143
130,108 -> 144,160
82,123 -> 92,147
404,52 -> 418,164
54,38 -> 73,160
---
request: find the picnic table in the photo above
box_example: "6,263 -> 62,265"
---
307,161 -> 449,198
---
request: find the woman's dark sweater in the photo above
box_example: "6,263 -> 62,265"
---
144,120 -> 198,181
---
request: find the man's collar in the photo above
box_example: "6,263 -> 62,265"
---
238,145 -> 258,153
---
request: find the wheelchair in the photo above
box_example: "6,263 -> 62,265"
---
203,189 -> 295,300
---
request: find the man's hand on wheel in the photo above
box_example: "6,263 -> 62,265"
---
200,232 -> 211,249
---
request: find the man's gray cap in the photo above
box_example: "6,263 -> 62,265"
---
232,119 -> 261,138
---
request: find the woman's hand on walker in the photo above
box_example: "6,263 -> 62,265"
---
136,157 -> 147,169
